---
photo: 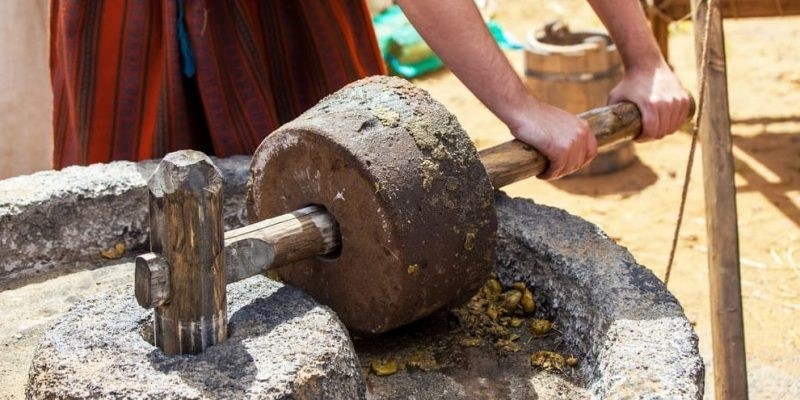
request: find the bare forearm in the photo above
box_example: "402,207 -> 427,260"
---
586,0 -> 665,71
588,0 -> 691,140
395,0 -> 535,128
396,0 -> 598,180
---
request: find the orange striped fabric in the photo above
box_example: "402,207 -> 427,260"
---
50,0 -> 386,168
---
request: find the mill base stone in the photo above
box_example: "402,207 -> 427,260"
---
26,277 -> 363,400
26,195 -> 703,399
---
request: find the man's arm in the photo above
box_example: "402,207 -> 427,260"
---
395,0 -> 597,180
586,0 -> 691,141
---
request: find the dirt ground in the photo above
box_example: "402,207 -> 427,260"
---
413,1 -> 799,398
1,2 -> 798,399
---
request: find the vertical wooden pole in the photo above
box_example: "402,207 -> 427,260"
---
690,0 -> 749,398
149,150 -> 227,355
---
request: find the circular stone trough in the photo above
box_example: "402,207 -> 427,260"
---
27,194 -> 703,399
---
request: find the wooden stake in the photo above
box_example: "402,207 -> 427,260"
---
690,0 -> 749,398
147,150 -> 227,355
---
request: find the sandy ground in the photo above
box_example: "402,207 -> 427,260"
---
1,2 -> 798,399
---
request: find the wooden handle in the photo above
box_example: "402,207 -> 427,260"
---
223,205 -> 339,283
479,99 -> 695,188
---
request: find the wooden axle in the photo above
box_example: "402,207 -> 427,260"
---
136,206 -> 340,309
135,101 -> 654,315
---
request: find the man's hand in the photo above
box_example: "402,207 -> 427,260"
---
608,62 -> 692,142
508,100 -> 597,180
584,0 -> 692,142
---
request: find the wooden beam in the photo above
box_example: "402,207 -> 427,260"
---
651,0 -> 800,62
664,0 -> 800,20
690,0 -> 749,398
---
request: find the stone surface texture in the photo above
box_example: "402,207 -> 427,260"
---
0,156 -> 250,288
494,193 -> 704,399
26,276 -> 364,400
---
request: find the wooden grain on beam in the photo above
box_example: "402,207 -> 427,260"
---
662,0 -> 800,20
691,0 -> 749,398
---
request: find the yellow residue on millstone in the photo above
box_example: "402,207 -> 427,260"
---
371,359 -> 399,376
530,319 -> 553,336
431,146 -> 449,160
565,354 -> 579,367
407,351 -> 438,371
463,229 -> 477,251
407,264 -> 419,275
356,274 -> 576,377
100,243 -> 126,260
495,333 -> 521,353
485,278 -> 502,295
486,306 -> 499,321
521,289 -> 536,314
531,351 -> 565,371
407,119 -> 439,151
501,290 -> 522,311
419,159 -> 440,191
450,278 -> 545,354
444,176 -> 459,191
371,106 -> 400,128
459,337 -> 482,347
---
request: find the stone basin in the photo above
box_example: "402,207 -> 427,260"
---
0,157 -> 703,399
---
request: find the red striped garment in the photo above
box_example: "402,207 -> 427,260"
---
50,0 -> 386,168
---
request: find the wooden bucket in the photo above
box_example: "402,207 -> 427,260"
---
524,21 -> 634,176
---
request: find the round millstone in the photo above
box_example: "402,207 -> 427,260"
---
248,76 -> 496,335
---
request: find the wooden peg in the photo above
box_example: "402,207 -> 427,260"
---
146,150 -> 227,355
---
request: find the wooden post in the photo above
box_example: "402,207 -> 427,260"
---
690,0 -> 749,398
146,150 -> 227,355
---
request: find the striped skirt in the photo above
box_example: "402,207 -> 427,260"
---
50,0 -> 386,168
